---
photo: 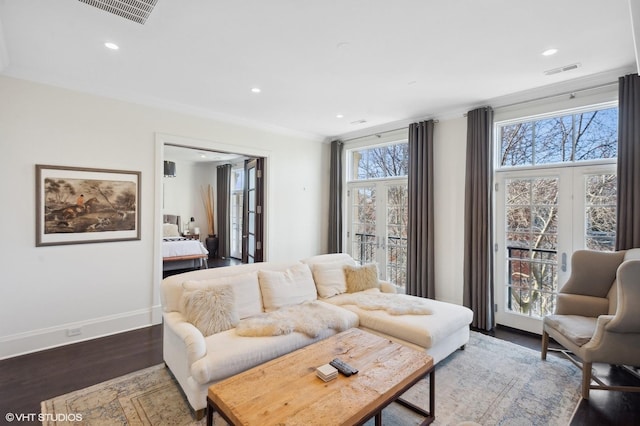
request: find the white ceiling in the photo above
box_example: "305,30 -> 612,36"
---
0,0 -> 638,140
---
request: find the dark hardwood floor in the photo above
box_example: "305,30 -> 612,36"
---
0,325 -> 163,425
1,323 -> 638,425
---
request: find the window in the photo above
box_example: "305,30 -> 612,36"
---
347,142 -> 409,290
499,107 -> 618,167
350,143 -> 409,180
494,103 -> 618,333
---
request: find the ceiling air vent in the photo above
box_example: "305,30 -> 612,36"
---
544,63 -> 581,76
350,119 -> 367,125
78,0 -> 159,25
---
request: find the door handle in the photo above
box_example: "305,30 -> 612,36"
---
561,252 -> 567,272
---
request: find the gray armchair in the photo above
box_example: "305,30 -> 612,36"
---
541,248 -> 640,399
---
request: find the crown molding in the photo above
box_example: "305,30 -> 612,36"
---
1,72 -> 325,143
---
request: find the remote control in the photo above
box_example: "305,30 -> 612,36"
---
330,358 -> 358,376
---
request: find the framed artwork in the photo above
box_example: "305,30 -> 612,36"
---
36,165 -> 141,246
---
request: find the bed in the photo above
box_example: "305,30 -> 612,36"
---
162,215 -> 209,272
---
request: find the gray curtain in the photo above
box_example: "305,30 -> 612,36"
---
407,120 -> 435,298
616,74 -> 640,250
463,107 -> 495,331
216,164 -> 231,259
328,140 -> 343,253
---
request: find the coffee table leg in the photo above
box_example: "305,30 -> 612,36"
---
395,368 -> 435,425
206,398 -> 214,426
429,369 -> 435,421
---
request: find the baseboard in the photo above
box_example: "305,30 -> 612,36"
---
0,304 -> 163,360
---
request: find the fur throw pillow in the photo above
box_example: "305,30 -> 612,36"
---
344,263 -> 380,293
181,284 -> 239,336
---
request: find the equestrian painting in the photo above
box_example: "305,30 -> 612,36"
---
36,165 -> 141,246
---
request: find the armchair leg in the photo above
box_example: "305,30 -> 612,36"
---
582,362 -> 592,400
541,331 -> 549,360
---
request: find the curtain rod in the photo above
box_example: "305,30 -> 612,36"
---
341,119 -> 439,143
495,81 -> 618,110
341,81 -> 618,142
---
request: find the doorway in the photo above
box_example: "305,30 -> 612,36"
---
160,141 -> 267,266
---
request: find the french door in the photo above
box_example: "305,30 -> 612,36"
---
242,158 -> 264,263
347,179 -> 408,290
494,164 -> 616,333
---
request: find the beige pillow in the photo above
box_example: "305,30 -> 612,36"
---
344,263 -> 380,293
181,284 -> 238,336
258,264 -> 318,312
183,271 -> 262,319
311,261 -> 348,298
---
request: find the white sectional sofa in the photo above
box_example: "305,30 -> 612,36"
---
161,253 -> 473,417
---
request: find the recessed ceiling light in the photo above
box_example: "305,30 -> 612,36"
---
336,114 -> 344,119
251,87 -> 261,93
542,48 -> 558,56
104,42 -> 119,50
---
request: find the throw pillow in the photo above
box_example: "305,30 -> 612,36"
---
344,263 -> 380,293
258,263 -> 318,312
163,223 -> 180,237
311,261 -> 349,298
183,271 -> 262,319
181,283 -> 238,336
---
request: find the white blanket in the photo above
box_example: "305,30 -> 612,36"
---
332,289 -> 433,315
162,238 -> 208,258
236,302 -> 352,338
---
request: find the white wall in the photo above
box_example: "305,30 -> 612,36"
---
163,159 -> 199,234
433,117 -> 467,305
0,76 -> 326,358
340,123 -> 469,305
162,159 -> 216,239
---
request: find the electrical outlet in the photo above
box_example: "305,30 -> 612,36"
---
67,327 -> 82,337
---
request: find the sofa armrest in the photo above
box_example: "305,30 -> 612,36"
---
164,311 -> 207,365
379,280 -> 399,294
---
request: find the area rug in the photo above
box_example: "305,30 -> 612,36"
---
41,331 -> 581,425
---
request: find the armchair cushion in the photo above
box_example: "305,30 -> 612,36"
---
544,314 -> 597,347
555,293 -> 610,317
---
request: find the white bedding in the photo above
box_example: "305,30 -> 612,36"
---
162,238 -> 209,258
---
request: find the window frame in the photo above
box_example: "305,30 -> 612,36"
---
346,139 -> 409,183
495,100 -> 619,171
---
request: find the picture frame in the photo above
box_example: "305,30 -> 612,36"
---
36,164 -> 141,246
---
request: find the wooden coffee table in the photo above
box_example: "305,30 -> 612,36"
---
206,328 -> 435,425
